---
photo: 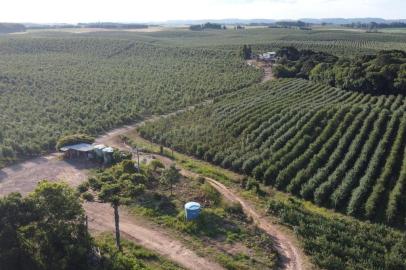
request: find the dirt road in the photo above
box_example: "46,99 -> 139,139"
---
85,202 -> 223,270
0,105 -> 306,270
142,153 -> 305,270
0,122 -> 223,270
207,179 -> 303,270
0,157 -> 223,270
247,59 -> 274,82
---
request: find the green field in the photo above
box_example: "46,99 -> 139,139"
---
2,26 -> 406,270
0,33 -> 259,166
1,28 -> 406,222
139,78 -> 406,226
124,128 -> 406,270
2,28 -> 406,168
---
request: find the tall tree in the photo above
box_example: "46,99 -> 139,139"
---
240,45 -> 252,60
83,161 -> 145,251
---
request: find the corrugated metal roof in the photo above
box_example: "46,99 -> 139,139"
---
60,143 -> 94,152
94,144 -> 106,150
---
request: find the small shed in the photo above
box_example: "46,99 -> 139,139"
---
184,202 -> 201,221
60,143 -> 94,159
102,147 -> 114,164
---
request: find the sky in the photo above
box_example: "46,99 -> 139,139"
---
1,0 -> 405,23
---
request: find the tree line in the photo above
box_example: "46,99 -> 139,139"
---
273,46 -> 406,95
189,23 -> 226,31
0,23 -> 26,34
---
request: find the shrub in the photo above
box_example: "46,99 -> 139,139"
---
149,159 -> 165,171
82,192 -> 94,202
196,176 -> 206,184
245,178 -> 261,194
77,182 -> 89,193
120,160 -> 136,174
223,201 -> 243,215
113,150 -> 132,164
201,183 -> 221,205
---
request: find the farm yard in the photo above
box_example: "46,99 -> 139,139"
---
1,25 -> 406,270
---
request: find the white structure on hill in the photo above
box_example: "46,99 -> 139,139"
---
258,52 -> 278,62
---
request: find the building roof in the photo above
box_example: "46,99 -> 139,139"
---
94,144 -> 106,150
60,143 -> 94,152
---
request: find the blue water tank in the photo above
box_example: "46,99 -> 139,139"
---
184,202 -> 201,221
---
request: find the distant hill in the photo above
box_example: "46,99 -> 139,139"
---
4,18 -> 406,29
165,19 -> 276,26
164,18 -> 406,26
300,18 -> 406,25
0,23 -> 26,34
78,22 -> 149,29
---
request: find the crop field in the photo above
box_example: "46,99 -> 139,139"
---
1,28 -> 406,224
125,28 -> 406,54
2,25 -> 406,270
0,34 -> 259,166
139,78 -> 406,226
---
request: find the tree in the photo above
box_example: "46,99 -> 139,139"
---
149,159 -> 165,172
273,64 -> 296,78
82,161 -> 145,251
240,45 -> 252,60
0,181 -> 93,270
160,164 -> 181,196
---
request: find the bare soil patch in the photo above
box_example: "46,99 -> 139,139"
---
247,60 -> 275,82
85,202 -> 223,270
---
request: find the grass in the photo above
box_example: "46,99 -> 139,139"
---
123,152 -> 278,269
122,131 -> 240,185
124,131 -> 343,220
96,233 -> 183,270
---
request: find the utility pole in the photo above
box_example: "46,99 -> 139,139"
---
132,146 -> 140,172
136,147 -> 140,172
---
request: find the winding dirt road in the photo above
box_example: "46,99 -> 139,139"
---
138,152 -> 305,270
0,100 -> 306,270
207,179 -> 303,270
